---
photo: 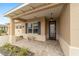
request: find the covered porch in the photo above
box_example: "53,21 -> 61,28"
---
5,3 -> 69,56
6,3 -> 65,42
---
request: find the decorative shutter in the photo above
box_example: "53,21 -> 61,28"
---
38,22 -> 41,34
25,23 -> 27,33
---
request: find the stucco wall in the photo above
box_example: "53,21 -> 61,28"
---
59,4 -> 70,55
50,3 -> 79,56
70,4 -> 79,47
59,4 -> 70,45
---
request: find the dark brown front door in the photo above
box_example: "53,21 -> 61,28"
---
49,21 -> 56,40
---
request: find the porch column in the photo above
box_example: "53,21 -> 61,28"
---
9,18 -> 15,44
40,17 -> 46,41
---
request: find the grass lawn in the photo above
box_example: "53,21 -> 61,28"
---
0,43 -> 34,56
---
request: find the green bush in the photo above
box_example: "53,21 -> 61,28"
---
0,43 -> 33,56
0,30 -> 6,36
0,30 -> 5,33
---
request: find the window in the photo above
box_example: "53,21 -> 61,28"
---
25,23 -> 27,33
16,26 -> 18,29
27,22 -> 40,34
27,23 -> 32,33
33,22 -> 40,34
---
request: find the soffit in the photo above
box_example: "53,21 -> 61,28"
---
6,3 -> 50,17
5,3 -> 65,20
18,4 -> 64,20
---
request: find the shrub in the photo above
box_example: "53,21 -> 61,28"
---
0,30 -> 6,36
0,30 -> 6,33
0,43 -> 34,56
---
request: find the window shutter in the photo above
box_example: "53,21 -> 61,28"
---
38,22 -> 41,34
25,23 -> 27,33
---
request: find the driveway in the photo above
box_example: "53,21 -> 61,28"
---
0,35 -> 9,46
14,39 -> 64,56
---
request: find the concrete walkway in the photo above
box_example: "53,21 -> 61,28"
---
0,35 -> 9,46
14,39 -> 64,56
0,35 -> 9,56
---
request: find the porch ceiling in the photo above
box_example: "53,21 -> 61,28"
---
5,3 -> 65,20
20,4 -> 64,20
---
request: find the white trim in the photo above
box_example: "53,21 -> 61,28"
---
70,46 -> 79,56
4,3 -> 29,16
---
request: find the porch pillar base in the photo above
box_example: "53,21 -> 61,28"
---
9,35 -> 15,44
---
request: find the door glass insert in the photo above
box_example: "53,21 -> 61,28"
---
49,21 -> 56,40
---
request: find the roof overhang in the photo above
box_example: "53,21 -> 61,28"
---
5,3 -> 65,20
4,3 -> 29,17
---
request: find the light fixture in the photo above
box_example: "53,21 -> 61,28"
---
50,13 -> 54,21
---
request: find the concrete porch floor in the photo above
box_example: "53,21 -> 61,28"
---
13,39 -> 64,56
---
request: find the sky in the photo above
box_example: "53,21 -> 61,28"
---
0,3 -> 22,24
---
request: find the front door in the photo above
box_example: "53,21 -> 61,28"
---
49,21 -> 56,40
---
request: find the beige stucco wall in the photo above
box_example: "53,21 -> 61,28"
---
70,4 -> 79,47
58,3 -> 79,56
59,4 -> 70,55
59,4 -> 70,45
